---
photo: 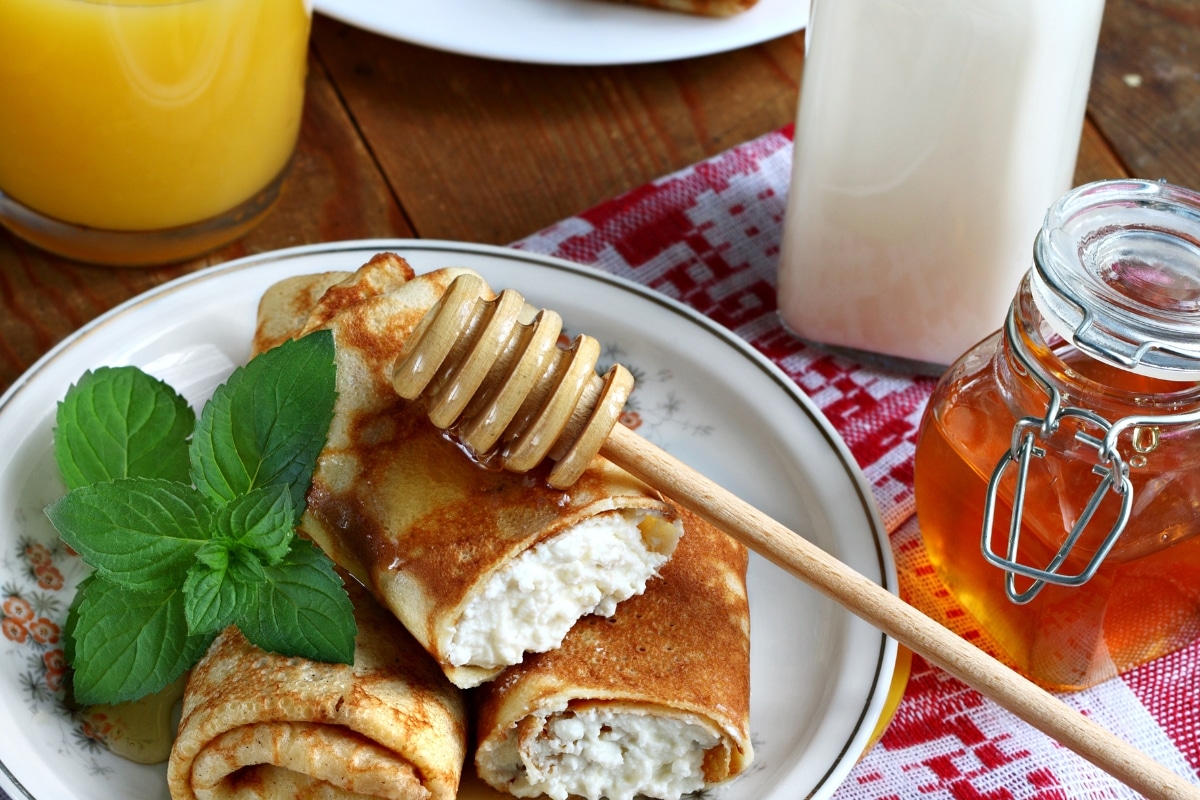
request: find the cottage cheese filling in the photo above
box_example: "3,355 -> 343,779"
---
446,511 -> 676,670
487,707 -> 720,800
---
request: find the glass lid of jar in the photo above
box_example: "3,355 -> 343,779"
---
1030,179 -> 1200,381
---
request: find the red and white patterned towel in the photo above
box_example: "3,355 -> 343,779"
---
514,127 -> 1200,799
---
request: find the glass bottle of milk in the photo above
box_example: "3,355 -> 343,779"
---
777,0 -> 1105,372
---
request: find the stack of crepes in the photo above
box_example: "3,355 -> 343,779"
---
473,504 -> 753,800
168,578 -> 467,800
167,253 -> 754,800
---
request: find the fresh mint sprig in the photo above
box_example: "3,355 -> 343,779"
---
45,331 -> 356,706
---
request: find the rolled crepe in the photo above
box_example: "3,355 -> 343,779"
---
166,579 -> 467,800
474,507 -> 753,800
253,255 -> 684,689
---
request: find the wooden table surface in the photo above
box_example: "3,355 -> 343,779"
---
1,0 -> 1198,397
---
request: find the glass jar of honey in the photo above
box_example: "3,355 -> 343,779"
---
914,179 -> 1200,691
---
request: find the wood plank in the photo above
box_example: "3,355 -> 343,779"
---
1086,0 -> 1200,189
0,52 -> 407,394
311,15 -> 804,245
1074,120 -> 1130,187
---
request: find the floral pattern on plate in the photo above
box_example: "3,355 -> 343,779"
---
0,526 -> 121,776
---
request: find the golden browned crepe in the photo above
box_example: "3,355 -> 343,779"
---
251,271 -> 354,355
619,0 -> 758,16
254,255 -> 684,689
167,579 -> 467,800
474,507 -> 753,800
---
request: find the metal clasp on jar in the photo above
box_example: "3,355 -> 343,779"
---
981,410 -> 1133,604
980,306 -> 1200,604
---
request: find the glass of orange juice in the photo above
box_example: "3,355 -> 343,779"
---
0,0 -> 312,266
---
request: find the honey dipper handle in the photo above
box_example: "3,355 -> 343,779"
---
602,422 -> 1200,800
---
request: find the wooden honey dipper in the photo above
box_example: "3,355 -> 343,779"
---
391,272 -> 1200,800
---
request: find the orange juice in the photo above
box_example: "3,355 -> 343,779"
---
0,0 -> 311,233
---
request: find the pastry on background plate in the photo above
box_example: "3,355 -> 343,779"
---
618,0 -> 759,17
474,507 -> 753,800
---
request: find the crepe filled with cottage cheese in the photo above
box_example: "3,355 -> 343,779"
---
253,254 -> 683,689
167,578 -> 467,800
474,507 -> 753,800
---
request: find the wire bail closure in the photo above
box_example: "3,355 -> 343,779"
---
981,303 -> 1200,604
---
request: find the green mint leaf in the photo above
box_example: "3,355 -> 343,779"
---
183,555 -> 255,636
226,544 -> 268,585
68,576 -> 215,705
236,538 -> 356,665
214,485 -> 295,566
62,574 -> 91,667
190,534 -> 268,582
45,479 -> 212,592
194,539 -> 230,572
189,330 -> 336,516
54,366 -> 194,490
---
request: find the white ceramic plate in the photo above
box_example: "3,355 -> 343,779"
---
0,240 -> 893,800
313,0 -> 807,65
